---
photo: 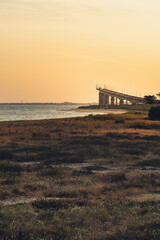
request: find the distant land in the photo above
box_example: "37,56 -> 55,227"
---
0,102 -> 98,105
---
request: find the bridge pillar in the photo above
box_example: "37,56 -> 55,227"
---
99,92 -> 110,106
115,97 -> 118,105
99,92 -> 101,105
99,92 -> 104,105
105,95 -> 109,105
120,99 -> 124,105
102,93 -> 106,105
99,93 -> 106,106
111,96 -> 115,105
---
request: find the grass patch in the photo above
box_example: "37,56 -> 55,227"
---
1,178 -> 18,185
0,161 -> 22,176
115,119 -> 125,124
39,166 -> 66,177
85,165 -> 107,171
56,191 -> 77,198
136,159 -> 160,167
98,172 -> 126,183
0,150 -> 13,160
31,132 -> 51,140
32,199 -> 68,210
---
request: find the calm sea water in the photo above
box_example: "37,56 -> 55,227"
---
0,104 -> 125,122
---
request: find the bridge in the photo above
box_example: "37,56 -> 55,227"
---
97,87 -> 145,106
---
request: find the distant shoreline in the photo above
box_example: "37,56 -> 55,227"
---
0,102 -> 91,105
74,108 -> 126,114
78,104 -> 160,111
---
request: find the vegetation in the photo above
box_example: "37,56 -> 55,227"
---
144,95 -> 157,104
79,103 -> 160,111
0,111 -> 160,239
149,106 -> 160,120
157,93 -> 160,98
114,118 -> 125,124
0,150 -> 13,160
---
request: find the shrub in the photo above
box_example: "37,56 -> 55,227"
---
136,159 -> 160,167
115,119 -> 125,124
149,106 -> 160,120
134,111 -> 142,115
0,150 -> 13,160
85,165 -> 107,171
57,191 -> 77,198
1,178 -> 17,185
72,169 -> 93,176
0,162 -> 22,176
145,95 -> 157,104
100,172 -> 126,183
23,184 -> 37,191
39,167 -> 62,177
32,199 -> 67,210
31,132 -> 51,140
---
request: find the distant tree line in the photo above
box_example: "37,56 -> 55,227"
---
144,93 -> 160,104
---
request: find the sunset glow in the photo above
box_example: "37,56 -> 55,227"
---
0,0 -> 160,102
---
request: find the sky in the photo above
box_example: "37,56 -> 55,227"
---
0,0 -> 160,103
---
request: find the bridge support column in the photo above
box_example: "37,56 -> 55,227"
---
105,95 -> 109,105
99,92 -> 101,105
115,97 -> 118,105
120,99 -> 124,105
99,92 -> 105,105
102,94 -> 106,105
111,96 -> 115,105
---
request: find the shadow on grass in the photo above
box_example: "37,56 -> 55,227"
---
136,159 -> 160,167
32,199 -> 68,210
0,161 -> 22,176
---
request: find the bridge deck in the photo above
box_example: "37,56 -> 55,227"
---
97,87 -> 145,103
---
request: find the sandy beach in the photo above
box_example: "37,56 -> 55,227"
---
74,107 -> 127,114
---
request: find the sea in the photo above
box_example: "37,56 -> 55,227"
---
0,104 -> 125,122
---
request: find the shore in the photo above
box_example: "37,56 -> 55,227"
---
0,103 -> 126,122
74,108 -> 127,114
0,111 -> 160,239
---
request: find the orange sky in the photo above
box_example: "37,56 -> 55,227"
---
0,0 -> 160,103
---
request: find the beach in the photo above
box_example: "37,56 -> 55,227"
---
74,108 -> 127,114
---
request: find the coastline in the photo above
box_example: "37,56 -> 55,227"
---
73,108 -> 127,114
0,104 -> 126,122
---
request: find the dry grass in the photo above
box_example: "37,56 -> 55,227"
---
0,111 -> 160,239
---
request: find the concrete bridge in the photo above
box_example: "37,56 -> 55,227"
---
97,87 -> 145,106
